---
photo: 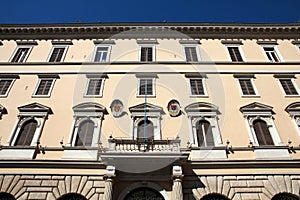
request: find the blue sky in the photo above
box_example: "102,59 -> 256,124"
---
0,0 -> 299,24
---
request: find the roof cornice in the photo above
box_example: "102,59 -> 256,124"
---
0,22 -> 299,40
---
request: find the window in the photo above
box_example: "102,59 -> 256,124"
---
139,46 -> 155,62
189,78 -> 207,96
184,46 -> 199,62
85,79 -> 103,96
0,104 -> 7,119
33,75 -> 59,97
137,75 -> 156,97
75,119 -> 95,147
240,102 -> 282,146
10,47 -> 31,63
196,120 -> 214,147
272,193 -> 300,200
238,79 -> 256,95
279,79 -> 299,95
137,120 -> 154,140
48,46 -> 67,62
185,102 -> 222,147
94,46 -> 110,62
264,47 -> 280,62
14,119 -> 38,146
129,103 -> 163,140
227,47 -> 243,62
285,102 -> 300,136
0,78 -> 16,97
66,102 -> 108,148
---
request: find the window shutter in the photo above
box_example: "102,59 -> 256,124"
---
137,120 -> 154,139
75,120 -> 94,147
49,47 -> 65,62
228,47 -> 243,62
15,119 -> 37,146
190,79 -> 204,95
0,80 -> 13,95
253,119 -> 274,145
196,120 -> 214,147
280,79 -> 298,95
239,79 -> 255,95
36,79 -> 53,95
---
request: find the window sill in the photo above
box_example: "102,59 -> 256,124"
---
32,95 -> 51,98
83,95 -> 103,98
190,95 -> 209,98
284,95 -> 300,98
241,95 -> 260,98
137,95 -> 156,98
62,148 -> 98,160
0,95 -> 8,98
0,147 -> 36,159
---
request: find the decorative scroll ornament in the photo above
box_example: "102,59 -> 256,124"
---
110,99 -> 124,118
168,99 -> 181,117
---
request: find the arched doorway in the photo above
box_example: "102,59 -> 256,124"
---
57,193 -> 87,200
201,193 -> 230,200
124,187 -> 164,200
272,193 -> 300,200
0,193 -> 16,200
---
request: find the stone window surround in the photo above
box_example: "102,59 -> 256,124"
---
233,74 -> 259,97
32,74 -> 59,98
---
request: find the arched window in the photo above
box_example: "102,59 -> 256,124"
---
124,187 -> 164,200
0,193 -> 16,200
75,120 -> 95,147
57,193 -> 87,200
196,120 -> 214,147
137,120 -> 154,140
253,119 -> 274,145
201,193 -> 230,200
272,193 -> 300,200
14,119 -> 37,146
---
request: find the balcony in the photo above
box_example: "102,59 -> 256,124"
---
106,138 -> 181,152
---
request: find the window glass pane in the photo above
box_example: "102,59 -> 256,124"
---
15,119 -> 37,146
35,79 -> 53,95
0,80 -> 13,95
94,47 -> 109,62
137,120 -> 154,139
228,47 -> 243,62
49,47 -> 65,62
190,79 -> 204,95
279,79 -> 298,95
196,120 -> 214,147
253,119 -> 274,145
11,48 -> 30,62
75,120 -> 94,147
140,47 -> 153,62
264,47 -> 280,62
86,79 -> 102,95
239,79 -> 256,95
185,47 -> 198,62
139,79 -> 153,95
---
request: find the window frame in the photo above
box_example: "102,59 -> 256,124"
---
0,78 -> 16,97
47,45 -> 68,62
32,78 -> 56,98
183,45 -> 200,62
137,77 -> 156,97
9,46 -> 33,63
139,45 -> 155,62
92,45 -> 112,62
235,75 -> 259,97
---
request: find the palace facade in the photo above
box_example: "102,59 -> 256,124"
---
0,22 -> 300,200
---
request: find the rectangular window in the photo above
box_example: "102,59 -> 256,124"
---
33,79 -> 55,97
238,79 -> 256,95
279,79 -> 299,95
48,47 -> 67,62
0,79 -> 14,97
184,47 -> 198,62
94,47 -> 109,62
85,78 -> 103,96
190,79 -> 206,96
227,47 -> 243,62
264,47 -> 280,62
140,47 -> 153,62
11,47 -> 31,63
138,78 -> 154,96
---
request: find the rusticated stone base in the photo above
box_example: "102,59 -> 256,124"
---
190,175 -> 300,200
0,175 -> 105,200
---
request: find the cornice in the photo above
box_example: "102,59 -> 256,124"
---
0,22 -> 299,40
